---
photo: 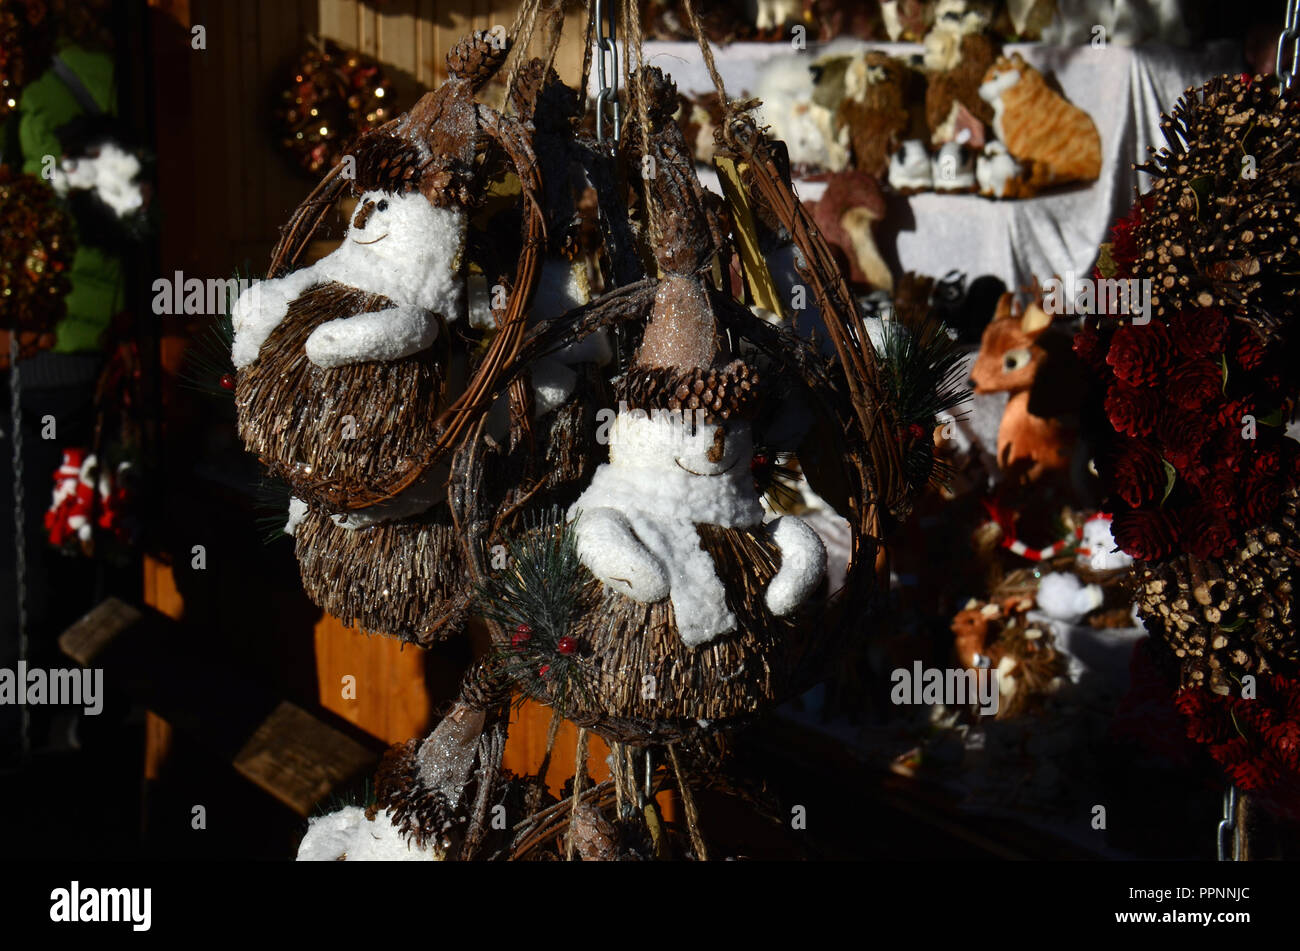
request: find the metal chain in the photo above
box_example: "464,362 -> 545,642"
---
593,0 -> 621,146
1277,0 -> 1300,97
9,332 -> 29,759
1216,786 -> 1240,861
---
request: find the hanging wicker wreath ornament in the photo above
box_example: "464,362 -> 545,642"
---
233,30 -> 547,645
442,52 -> 927,745
285,5 -> 940,859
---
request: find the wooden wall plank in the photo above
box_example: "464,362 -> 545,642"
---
317,0 -> 358,48
313,614 -> 433,745
143,555 -> 184,621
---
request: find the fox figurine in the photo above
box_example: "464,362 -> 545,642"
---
970,293 -> 1081,480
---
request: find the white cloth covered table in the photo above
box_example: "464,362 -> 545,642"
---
627,39 -> 1243,291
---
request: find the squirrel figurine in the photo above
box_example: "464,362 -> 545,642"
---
969,292 -> 1083,481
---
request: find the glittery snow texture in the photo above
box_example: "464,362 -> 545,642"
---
296,806 -> 441,861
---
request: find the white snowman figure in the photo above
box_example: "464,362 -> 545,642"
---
1078,513 -> 1133,572
570,408 -> 827,647
230,187 -> 466,371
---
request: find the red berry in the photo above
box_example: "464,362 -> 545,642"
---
750,453 -> 769,470
907,423 -> 927,442
219,373 -> 236,390
511,623 -> 532,650
538,664 -> 551,678
557,635 -> 576,655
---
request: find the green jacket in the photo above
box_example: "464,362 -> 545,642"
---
3,44 -> 123,354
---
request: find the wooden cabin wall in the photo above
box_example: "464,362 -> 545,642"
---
144,0 -> 613,798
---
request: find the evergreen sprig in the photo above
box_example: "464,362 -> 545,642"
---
177,267 -> 247,400
475,507 -> 593,715
872,317 -> 970,427
872,317 -> 970,490
252,478 -> 295,545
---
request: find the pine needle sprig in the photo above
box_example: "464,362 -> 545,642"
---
475,507 -> 595,716
177,268 -> 249,400
177,309 -> 234,399
872,316 -> 970,428
252,477 -> 295,545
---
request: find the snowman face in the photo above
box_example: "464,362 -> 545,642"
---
1082,518 -> 1132,570
348,190 -> 433,249
332,189 -> 466,314
609,410 -> 752,477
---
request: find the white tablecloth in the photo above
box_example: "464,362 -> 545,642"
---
627,39 -> 1243,291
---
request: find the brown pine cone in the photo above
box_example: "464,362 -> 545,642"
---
446,30 -> 508,90
458,656 -> 513,712
352,131 -> 424,194
619,360 -> 761,423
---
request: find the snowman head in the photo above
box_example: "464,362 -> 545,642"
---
1080,515 -> 1132,571
335,188 -> 465,314
609,409 -> 754,479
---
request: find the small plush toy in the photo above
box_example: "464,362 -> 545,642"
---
44,448 -> 129,552
977,52 -> 1101,193
952,601 -> 998,667
1035,571 -> 1103,623
837,50 -> 925,179
1077,513 -> 1132,572
1041,0 -> 1190,47
744,0 -> 803,35
931,140 -> 977,192
45,448 -> 96,549
975,140 -> 1033,198
969,293 -> 1078,479
888,138 -> 933,193
755,53 -> 850,173
923,0 -> 998,147
879,0 -> 936,41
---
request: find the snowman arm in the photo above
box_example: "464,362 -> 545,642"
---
305,305 -> 439,368
230,266 -> 322,369
572,507 -> 670,604
765,516 -> 827,616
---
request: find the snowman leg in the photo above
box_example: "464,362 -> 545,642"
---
571,507 -> 670,604
765,516 -> 827,616
305,305 -> 439,368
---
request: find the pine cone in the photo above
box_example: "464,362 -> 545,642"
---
458,657 -> 513,712
570,803 -> 620,862
446,30 -> 508,90
507,57 -> 549,121
619,360 -> 760,423
373,739 -> 460,850
352,131 -> 424,194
